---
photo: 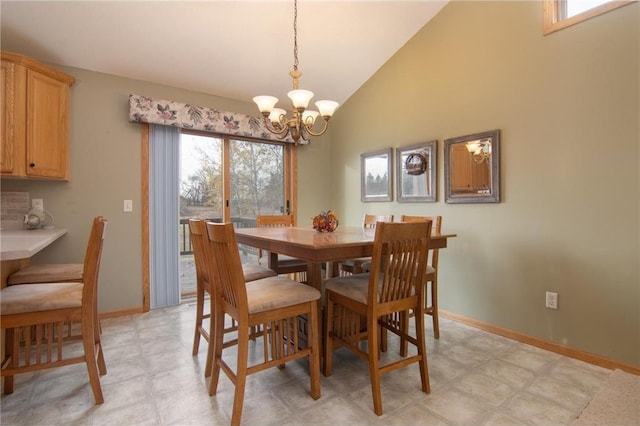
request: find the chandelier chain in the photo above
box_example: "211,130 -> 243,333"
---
293,0 -> 299,71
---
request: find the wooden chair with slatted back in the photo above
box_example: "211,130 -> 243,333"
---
323,221 -> 432,416
188,219 -> 277,377
337,214 -> 393,276
400,215 -> 443,339
7,216 -> 106,286
255,214 -> 308,282
1,217 -> 108,403
206,222 -> 321,426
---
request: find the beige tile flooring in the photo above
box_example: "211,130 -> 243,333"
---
1,303 -> 614,425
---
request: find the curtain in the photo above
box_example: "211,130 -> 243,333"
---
149,124 -> 180,308
129,94 -> 296,143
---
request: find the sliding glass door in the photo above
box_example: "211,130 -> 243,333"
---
178,131 -> 292,299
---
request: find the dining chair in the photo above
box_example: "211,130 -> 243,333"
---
400,215 -> 443,339
255,214 -> 308,282
6,216 -> 105,286
206,222 -> 321,426
323,220 -> 432,416
0,217 -> 108,404
337,214 -> 393,276
188,219 -> 277,376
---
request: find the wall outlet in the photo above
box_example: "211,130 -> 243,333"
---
123,200 -> 133,212
31,198 -> 44,211
545,291 -> 558,309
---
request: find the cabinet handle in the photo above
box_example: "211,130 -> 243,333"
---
29,162 -> 36,168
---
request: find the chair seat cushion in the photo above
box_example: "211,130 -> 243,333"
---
8,264 -> 83,285
242,264 -> 278,282
275,255 -> 307,267
326,273 -> 417,305
361,261 -> 435,276
325,273 -> 372,304
339,257 -> 371,267
246,277 -> 320,314
1,282 -> 83,315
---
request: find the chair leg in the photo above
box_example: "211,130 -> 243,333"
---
368,313 -> 383,416
208,305 -> 225,396
430,278 -> 439,339
400,310 -> 409,357
3,328 -> 15,395
323,296 -> 334,376
81,319 -> 104,404
308,300 -> 321,399
204,296 -> 216,378
231,327 -> 250,426
92,312 -> 107,375
192,286 -> 205,356
415,304 -> 431,394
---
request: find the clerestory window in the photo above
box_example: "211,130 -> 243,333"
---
543,0 -> 636,34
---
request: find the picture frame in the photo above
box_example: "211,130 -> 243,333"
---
396,140 -> 437,202
444,129 -> 500,203
361,148 -> 393,202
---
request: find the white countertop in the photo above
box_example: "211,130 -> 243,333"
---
0,228 -> 67,261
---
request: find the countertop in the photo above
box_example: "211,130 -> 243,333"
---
0,228 -> 67,261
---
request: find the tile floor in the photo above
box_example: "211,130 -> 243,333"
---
0,303 -> 613,425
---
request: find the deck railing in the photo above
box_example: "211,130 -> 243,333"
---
179,217 -> 257,255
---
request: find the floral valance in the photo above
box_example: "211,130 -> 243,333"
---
128,94 -> 296,143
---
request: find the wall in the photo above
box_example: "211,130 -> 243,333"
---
1,66 -> 331,313
329,1 -> 639,366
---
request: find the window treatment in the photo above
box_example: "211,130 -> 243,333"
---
129,94 -> 296,143
149,124 -> 180,308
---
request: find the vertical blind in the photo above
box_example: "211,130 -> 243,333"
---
149,124 -> 180,308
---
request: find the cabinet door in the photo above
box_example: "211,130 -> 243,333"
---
26,70 -> 69,179
450,144 -> 472,192
1,61 -> 15,174
1,61 -> 18,174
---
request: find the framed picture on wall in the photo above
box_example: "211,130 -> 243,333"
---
396,140 -> 437,202
444,129 -> 500,203
361,148 -> 393,202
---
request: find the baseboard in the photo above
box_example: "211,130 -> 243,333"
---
440,310 -> 640,376
99,306 -> 145,319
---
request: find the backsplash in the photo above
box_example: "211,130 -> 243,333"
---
1,191 -> 29,229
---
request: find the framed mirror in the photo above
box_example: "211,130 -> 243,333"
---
444,129 -> 500,203
396,140 -> 437,202
361,148 -> 393,202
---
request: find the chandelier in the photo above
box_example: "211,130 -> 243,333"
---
466,139 -> 492,164
253,0 -> 339,144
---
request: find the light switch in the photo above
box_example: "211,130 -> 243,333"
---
124,200 -> 133,212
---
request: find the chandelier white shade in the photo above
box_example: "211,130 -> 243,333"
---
466,139 -> 492,164
253,0 -> 339,144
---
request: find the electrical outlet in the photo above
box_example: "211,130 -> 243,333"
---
545,291 -> 558,309
123,200 -> 133,212
31,198 -> 44,211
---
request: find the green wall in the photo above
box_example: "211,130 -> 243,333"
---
329,1 -> 639,366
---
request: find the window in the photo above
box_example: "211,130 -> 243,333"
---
543,0 -> 636,34
179,130 -> 293,223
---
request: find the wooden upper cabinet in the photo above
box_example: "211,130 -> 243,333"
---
1,51 -> 74,180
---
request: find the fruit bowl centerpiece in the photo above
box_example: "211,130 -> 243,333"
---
312,210 -> 339,233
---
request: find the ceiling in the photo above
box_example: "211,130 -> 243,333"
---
0,1 -> 447,108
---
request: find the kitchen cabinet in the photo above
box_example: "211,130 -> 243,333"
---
1,51 -> 75,180
450,144 -> 490,193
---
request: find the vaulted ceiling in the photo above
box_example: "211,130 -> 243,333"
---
1,1 -> 447,106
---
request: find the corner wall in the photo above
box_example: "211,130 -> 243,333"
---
329,1 -> 639,366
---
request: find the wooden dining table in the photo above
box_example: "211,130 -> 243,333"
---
235,226 -> 457,292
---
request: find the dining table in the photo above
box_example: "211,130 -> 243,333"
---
235,225 -> 457,293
